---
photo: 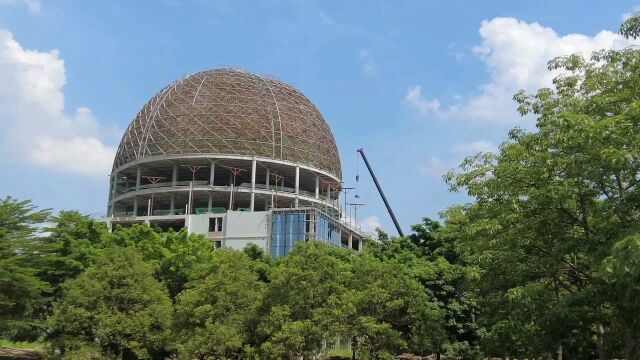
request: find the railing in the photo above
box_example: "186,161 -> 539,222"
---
112,209 -> 187,217
115,180 -> 210,195
115,180 -> 335,202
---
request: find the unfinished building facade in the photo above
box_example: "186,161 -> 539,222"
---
106,68 -> 371,256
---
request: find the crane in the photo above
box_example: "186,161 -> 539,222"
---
356,148 -> 405,237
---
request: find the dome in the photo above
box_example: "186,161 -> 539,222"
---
112,68 -> 342,178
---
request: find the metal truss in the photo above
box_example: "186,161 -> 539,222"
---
112,68 -> 342,179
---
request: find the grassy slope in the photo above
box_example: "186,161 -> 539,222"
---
0,340 -> 45,350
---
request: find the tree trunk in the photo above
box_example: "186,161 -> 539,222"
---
351,336 -> 356,360
556,343 -> 563,360
596,321 -> 608,360
436,353 -> 441,360
625,328 -> 638,360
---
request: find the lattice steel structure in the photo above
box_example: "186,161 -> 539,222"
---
113,68 -> 341,178
108,68 -> 345,218
106,68 -> 370,258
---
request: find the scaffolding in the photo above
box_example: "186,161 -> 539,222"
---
112,68 -> 342,179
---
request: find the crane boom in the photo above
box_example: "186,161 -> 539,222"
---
357,148 -> 404,237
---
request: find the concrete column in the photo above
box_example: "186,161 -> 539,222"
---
172,164 -> 178,186
111,172 -> 118,199
136,167 -> 142,191
208,193 -> 213,211
266,168 -> 270,190
228,173 -> 233,210
170,194 -> 175,214
295,166 -> 300,208
209,160 -> 215,186
308,213 -> 315,239
315,175 -> 319,199
133,197 -> 138,216
358,238 -> 363,252
250,158 -> 256,211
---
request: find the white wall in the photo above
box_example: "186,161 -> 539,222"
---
223,211 -> 271,251
186,214 -> 212,235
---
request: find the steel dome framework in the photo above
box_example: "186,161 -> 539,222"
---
113,68 -> 342,178
107,68 -> 346,219
105,68 -> 373,258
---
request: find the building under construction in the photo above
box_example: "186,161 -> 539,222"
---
106,68 -> 373,256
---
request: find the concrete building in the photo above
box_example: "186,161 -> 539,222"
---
106,68 -> 373,256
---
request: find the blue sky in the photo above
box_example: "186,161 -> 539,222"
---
0,0 -> 638,234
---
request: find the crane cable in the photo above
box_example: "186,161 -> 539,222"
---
355,150 -> 360,199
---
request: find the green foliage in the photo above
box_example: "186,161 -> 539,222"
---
243,243 -> 274,283
0,196 -> 51,341
0,339 -> 46,349
258,241 -> 353,358
174,249 -> 264,359
370,227 -> 481,358
49,247 -> 172,359
39,211 -> 107,299
0,197 -> 478,359
61,344 -> 117,360
6,13 -> 640,360
620,14 -> 640,39
107,225 -> 214,297
342,251 -> 444,358
325,347 -> 352,357
443,15 -> 640,359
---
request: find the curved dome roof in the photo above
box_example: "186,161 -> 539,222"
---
113,68 -> 342,178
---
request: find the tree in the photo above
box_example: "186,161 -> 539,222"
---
160,229 -> 215,297
336,251 -> 446,359
106,225 -> 214,298
173,249 -> 264,359
37,211 -> 107,299
603,235 -> 640,359
258,241 -> 353,359
0,196 -> 51,340
444,16 -> 640,359
369,231 -> 480,359
243,243 -> 274,283
49,247 -> 172,359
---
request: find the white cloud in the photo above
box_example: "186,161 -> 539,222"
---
406,17 -> 640,124
447,42 -> 467,61
0,0 -> 41,13
318,10 -> 360,35
418,157 -> 450,179
622,6 -> 640,21
454,140 -> 497,154
0,29 -> 116,177
418,142 -> 495,180
358,49 -> 378,77
404,86 -> 441,116
30,137 -> 116,177
359,215 -> 381,233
